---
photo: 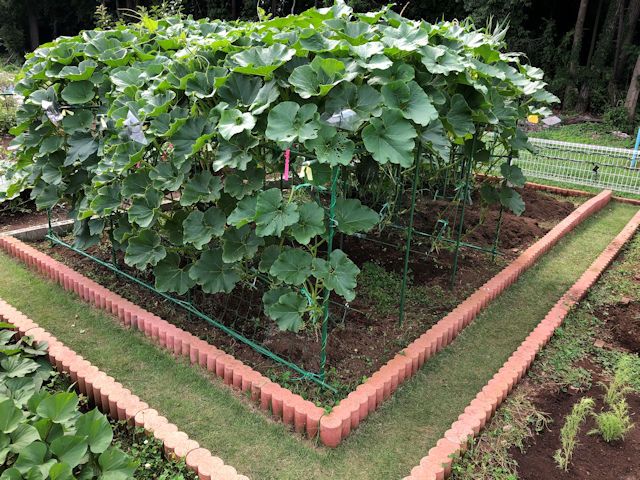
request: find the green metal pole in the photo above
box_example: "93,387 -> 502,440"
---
319,167 -> 339,381
46,209 -> 53,247
491,154 -> 511,261
398,142 -> 422,327
450,137 -> 475,291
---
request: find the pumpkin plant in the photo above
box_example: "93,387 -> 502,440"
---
1,3 -> 557,332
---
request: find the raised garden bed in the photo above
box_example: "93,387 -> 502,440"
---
32,187 -> 576,401
443,213 -> 640,480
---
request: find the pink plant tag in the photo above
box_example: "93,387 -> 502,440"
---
284,149 -> 290,181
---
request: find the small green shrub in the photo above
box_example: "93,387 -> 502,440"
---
553,397 -> 594,472
603,106 -> 635,134
589,399 -> 634,442
601,356 -> 635,408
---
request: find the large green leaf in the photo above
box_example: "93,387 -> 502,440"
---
362,109 -> 417,167
13,441 -> 47,475
8,423 -> 40,453
121,169 -> 151,197
127,188 -> 162,228
266,291 -> 307,332
445,94 -> 475,138
169,117 -> 216,166
223,164 -> 264,199
50,435 -> 88,468
269,248 -> 313,285
90,184 -> 121,217
0,399 -> 24,433
228,44 -> 295,76
1,356 -> 40,379
75,409 -> 113,454
217,74 -> 280,115
149,162 -> 184,192
125,230 -> 166,269
184,67 -> 227,98
153,253 -> 195,295
98,447 -> 136,479
66,132 -> 98,165
303,125 -> 354,166
289,202 -> 325,244
182,207 -> 226,249
325,83 -> 382,129
179,172 -> 223,206
265,102 -> 319,143
61,109 -> 93,134
254,189 -> 299,237
60,81 -> 94,105
500,163 -> 526,188
499,187 -> 525,216
289,57 -> 347,98
36,393 -> 79,424
323,249 -> 360,301
333,198 -> 379,234
58,60 -> 97,81
189,249 -> 239,294
221,225 -> 264,263
218,109 -> 256,141
227,195 -> 257,228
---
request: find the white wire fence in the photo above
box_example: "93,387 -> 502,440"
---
494,137 -> 640,196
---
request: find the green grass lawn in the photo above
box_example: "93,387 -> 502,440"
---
529,123 -> 636,149
0,201 -> 636,479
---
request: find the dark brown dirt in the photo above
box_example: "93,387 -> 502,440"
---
592,301 -> 640,354
0,200 -> 68,233
512,360 -> 640,480
29,188 -> 576,402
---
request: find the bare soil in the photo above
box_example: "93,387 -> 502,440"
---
29,189 -> 576,401
0,200 -> 68,233
511,359 -> 640,480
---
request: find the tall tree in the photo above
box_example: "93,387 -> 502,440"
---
576,0 -> 605,112
624,52 -> 640,119
613,0 -> 640,84
564,0 -> 590,109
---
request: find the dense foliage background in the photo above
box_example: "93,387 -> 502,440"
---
1,0 -> 639,120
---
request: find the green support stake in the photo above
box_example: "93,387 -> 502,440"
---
450,137 -> 475,291
398,142 -> 422,327
319,167 -> 340,381
491,153 -> 512,261
46,209 -> 53,247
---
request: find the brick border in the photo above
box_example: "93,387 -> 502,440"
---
0,299 -> 248,480
0,190 -> 612,448
402,204 -> 640,480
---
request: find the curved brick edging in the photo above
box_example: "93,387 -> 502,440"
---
402,204 -> 640,480
0,190 -> 612,448
0,299 -> 248,480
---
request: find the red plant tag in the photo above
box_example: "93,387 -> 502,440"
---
284,149 -> 290,181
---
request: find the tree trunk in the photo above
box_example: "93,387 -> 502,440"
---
611,0 -> 626,85
232,0 -> 238,18
586,0 -> 604,68
614,0 -> 640,83
624,53 -> 640,119
564,0 -> 590,109
26,0 -> 39,51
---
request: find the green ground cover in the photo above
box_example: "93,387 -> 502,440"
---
0,201 -> 635,479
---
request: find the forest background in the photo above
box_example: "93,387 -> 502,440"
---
1,0 -> 640,126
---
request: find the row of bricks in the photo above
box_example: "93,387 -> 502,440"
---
0,235 -> 326,440
0,190 -> 612,449
0,298 -> 248,480
402,200 -> 640,480
317,189 -> 613,447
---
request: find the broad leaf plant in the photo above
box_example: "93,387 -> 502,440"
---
2,3 -> 557,332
